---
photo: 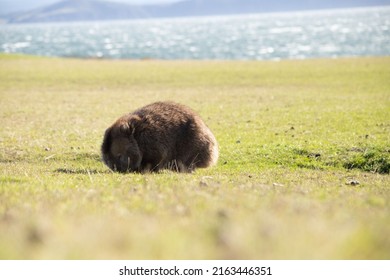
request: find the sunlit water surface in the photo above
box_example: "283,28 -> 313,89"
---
1,6 -> 389,60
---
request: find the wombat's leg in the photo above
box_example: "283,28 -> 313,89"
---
147,159 -> 163,172
149,150 -> 169,172
178,161 -> 194,173
166,160 -> 193,173
139,162 -> 153,173
186,153 -> 201,171
171,160 -> 180,172
160,160 -> 188,173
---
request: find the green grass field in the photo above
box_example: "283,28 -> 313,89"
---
0,54 -> 389,259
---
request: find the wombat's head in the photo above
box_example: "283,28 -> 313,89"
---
101,116 -> 142,173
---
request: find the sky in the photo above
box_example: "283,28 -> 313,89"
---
0,0 -> 181,14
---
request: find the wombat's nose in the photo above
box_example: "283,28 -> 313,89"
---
119,155 -> 131,170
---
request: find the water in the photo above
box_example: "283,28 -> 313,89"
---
1,6 -> 389,60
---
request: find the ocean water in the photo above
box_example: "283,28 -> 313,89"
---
1,6 -> 389,60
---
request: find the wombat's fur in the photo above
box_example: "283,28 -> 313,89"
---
101,101 -> 218,173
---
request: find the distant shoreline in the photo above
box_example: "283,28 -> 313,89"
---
2,5 -> 389,25
1,52 -> 389,62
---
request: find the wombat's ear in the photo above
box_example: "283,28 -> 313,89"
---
128,115 -> 141,135
119,122 -> 130,135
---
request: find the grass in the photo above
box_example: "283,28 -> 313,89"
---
0,54 -> 389,259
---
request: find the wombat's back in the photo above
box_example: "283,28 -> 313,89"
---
133,102 -> 218,171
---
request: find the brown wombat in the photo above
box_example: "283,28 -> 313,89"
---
101,101 -> 218,173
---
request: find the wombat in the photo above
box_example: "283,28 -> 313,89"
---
101,101 -> 218,173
